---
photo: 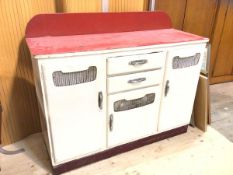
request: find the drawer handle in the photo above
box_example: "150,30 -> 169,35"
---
114,93 -> 155,112
128,78 -> 146,84
52,66 -> 97,87
172,53 -> 201,69
129,59 -> 148,66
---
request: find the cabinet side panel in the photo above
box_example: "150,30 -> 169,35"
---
31,59 -> 52,158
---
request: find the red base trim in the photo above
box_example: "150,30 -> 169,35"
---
53,125 -> 188,175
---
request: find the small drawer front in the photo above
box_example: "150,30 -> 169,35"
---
107,52 -> 166,75
108,70 -> 162,94
108,86 -> 161,148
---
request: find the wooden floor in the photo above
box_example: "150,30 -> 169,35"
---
1,126 -> 233,175
210,82 -> 233,142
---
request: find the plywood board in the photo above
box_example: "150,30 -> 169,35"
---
57,0 -> 102,12
194,75 -> 209,131
209,0 -> 230,83
212,0 -> 233,77
0,0 -> 56,145
183,0 -> 218,38
155,0 -> 187,29
109,0 -> 148,12
1,127 -> 233,175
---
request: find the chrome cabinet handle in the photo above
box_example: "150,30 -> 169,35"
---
165,80 -> 170,96
109,114 -> 113,131
129,59 -> 148,66
98,91 -> 103,110
128,78 -> 146,84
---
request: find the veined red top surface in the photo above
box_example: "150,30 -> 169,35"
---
25,12 -> 207,56
26,29 -> 206,55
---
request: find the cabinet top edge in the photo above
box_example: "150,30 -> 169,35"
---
31,37 -> 209,60
27,29 -> 208,58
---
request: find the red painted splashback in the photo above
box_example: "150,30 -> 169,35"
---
25,12 -> 207,56
25,12 -> 172,38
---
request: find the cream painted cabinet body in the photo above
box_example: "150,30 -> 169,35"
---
26,12 -> 208,174
38,56 -> 107,164
32,43 -> 207,166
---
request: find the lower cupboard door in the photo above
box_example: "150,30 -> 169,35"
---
158,46 -> 205,132
108,86 -> 161,148
40,57 -> 106,165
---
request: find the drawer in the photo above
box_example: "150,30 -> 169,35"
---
108,70 -> 163,94
107,52 -> 166,75
107,86 -> 161,148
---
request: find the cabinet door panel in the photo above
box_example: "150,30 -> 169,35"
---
40,56 -> 106,164
158,45 -> 205,132
108,86 -> 161,148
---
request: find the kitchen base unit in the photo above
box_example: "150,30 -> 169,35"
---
25,12 -> 209,174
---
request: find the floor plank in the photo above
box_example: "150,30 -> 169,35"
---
1,126 -> 233,175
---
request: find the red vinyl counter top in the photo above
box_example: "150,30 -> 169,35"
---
26,28 -> 207,56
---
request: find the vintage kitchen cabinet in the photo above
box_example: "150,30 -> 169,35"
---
25,12 -> 209,174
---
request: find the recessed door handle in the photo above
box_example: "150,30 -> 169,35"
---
128,78 -> 146,84
165,80 -> 170,96
98,91 -> 103,110
129,59 -> 148,66
109,114 -> 113,131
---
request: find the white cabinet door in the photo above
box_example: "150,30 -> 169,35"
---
158,45 -> 206,132
108,86 -> 161,148
40,56 -> 106,164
